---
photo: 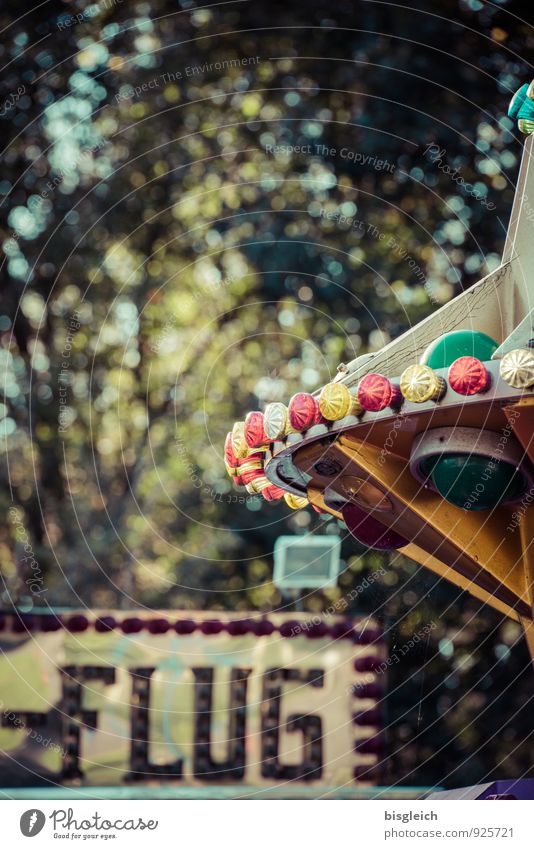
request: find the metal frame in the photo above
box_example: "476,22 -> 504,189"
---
273,534 -> 342,589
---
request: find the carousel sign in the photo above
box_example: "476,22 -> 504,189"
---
0,611 -> 385,787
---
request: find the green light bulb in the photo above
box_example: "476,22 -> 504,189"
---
429,453 -> 527,511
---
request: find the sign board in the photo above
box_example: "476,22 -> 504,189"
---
0,611 -> 385,787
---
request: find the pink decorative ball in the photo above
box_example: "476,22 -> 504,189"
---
262,485 -> 286,502
66,615 -> 89,633
288,393 -> 321,431
245,411 -> 268,448
342,503 -> 407,550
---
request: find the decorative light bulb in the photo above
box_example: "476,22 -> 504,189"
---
231,421 -> 248,459
448,356 -> 490,395
400,364 -> 446,403
357,373 -> 402,412
319,382 -> 362,420
284,492 -> 309,510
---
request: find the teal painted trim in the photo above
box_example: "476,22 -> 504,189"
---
0,785 -> 439,800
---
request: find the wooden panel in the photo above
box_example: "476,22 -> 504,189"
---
291,435 -> 529,617
519,616 -> 534,666
307,399 -> 512,464
519,510 -> 534,614
307,486 -> 343,519
399,544 -> 521,622
504,398 -> 534,466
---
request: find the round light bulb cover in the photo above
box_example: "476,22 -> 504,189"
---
500,348 -> 534,389
284,492 -> 309,510
357,373 -> 402,412
340,476 -> 393,512
508,83 -> 532,119
319,382 -> 361,420
341,503 -> 408,550
244,411 -> 268,449
238,457 -> 264,485
448,356 -> 490,395
400,364 -> 446,403
224,431 -> 240,469
288,392 -> 322,430
231,421 -> 248,459
263,402 -> 290,440
421,330 -> 498,369
248,475 -> 271,493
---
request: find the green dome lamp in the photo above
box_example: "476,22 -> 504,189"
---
410,427 -> 532,511
421,330 -> 499,370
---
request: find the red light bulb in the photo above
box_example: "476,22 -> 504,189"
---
239,466 -> 264,486
357,373 -> 402,412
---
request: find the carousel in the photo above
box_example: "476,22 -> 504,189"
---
225,84 -> 534,658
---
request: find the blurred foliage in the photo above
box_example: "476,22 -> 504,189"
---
0,0 -> 533,787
